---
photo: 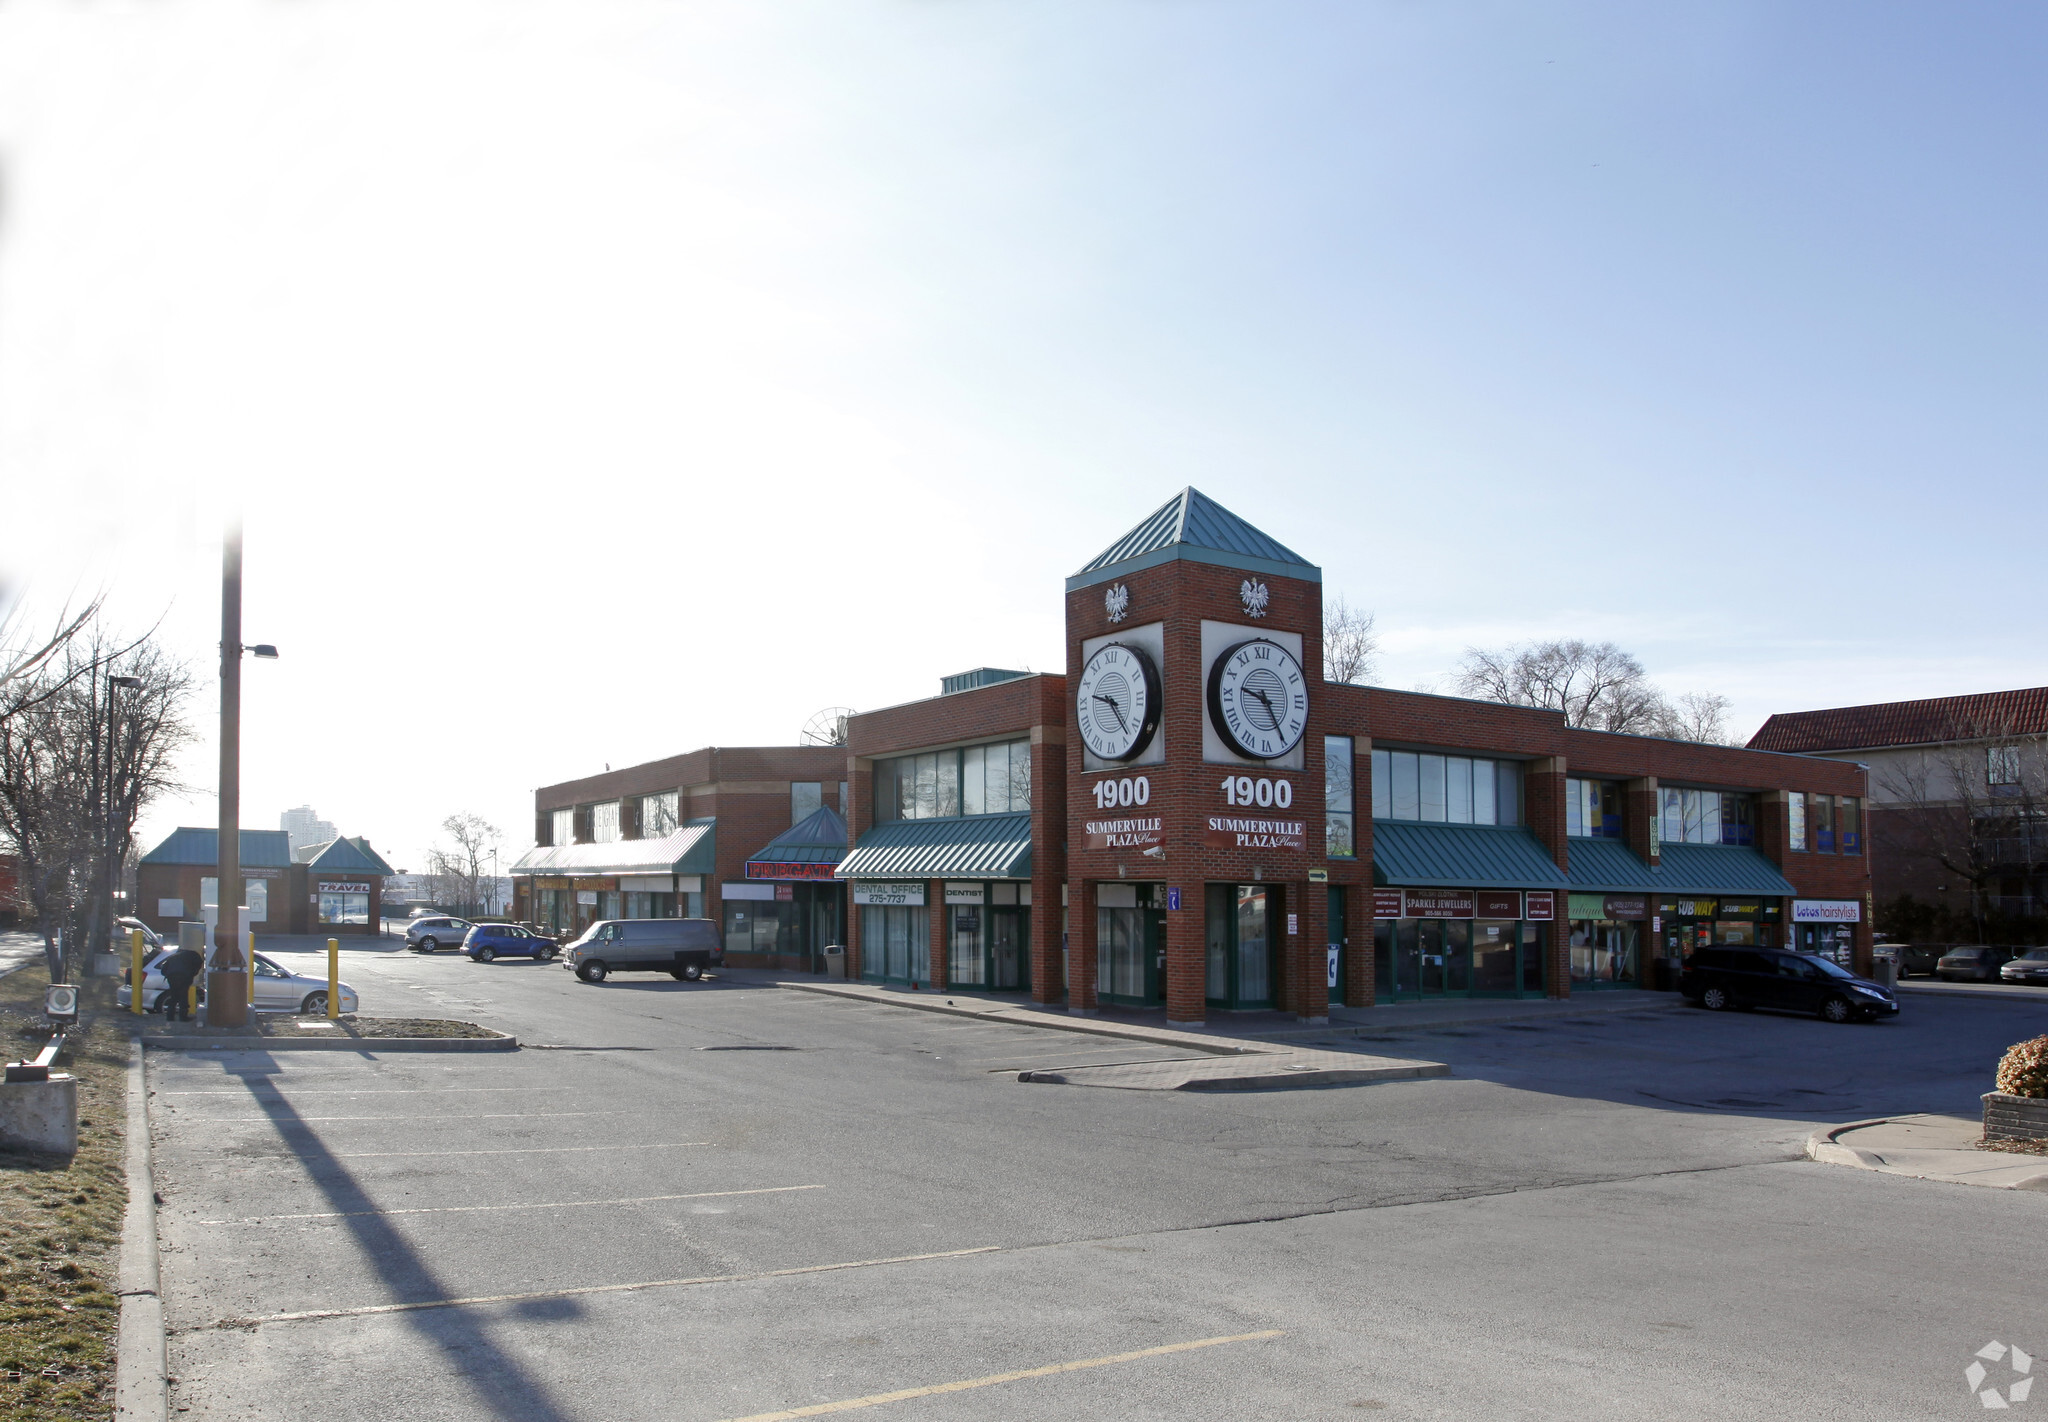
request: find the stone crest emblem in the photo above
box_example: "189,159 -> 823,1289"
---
1240,578 -> 1270,619
1104,583 -> 1130,624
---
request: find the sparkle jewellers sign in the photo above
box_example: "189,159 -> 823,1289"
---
1202,814 -> 1307,851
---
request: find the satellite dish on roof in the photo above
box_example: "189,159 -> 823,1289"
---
800,707 -> 853,748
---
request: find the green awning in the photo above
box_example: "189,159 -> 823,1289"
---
1650,844 -> 1798,896
837,813 -> 1033,881
1564,837 -> 1798,895
1371,822 -> 1569,889
748,806 -> 848,864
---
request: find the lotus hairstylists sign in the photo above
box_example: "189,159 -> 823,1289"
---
1792,899 -> 1861,923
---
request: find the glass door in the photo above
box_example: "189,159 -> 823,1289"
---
989,908 -> 1028,991
1203,885 -> 1274,1009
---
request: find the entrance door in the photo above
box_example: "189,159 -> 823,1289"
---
1327,887 -> 1346,1007
1204,885 -> 1274,1009
1098,906 -> 1162,1004
989,908 -> 1029,991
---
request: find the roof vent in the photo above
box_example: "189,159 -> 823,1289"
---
941,667 -> 1029,696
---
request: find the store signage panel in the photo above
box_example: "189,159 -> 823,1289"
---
319,881 -> 372,894
1716,898 -> 1764,919
1085,815 -> 1164,851
1603,895 -> 1648,921
1524,891 -> 1556,921
853,882 -> 926,906
1372,889 -> 1405,919
1659,898 -> 1718,919
745,861 -> 839,882
1404,890 -> 1476,920
944,884 -> 986,905
576,890 -> 598,905
1792,899 -> 1861,923
1202,815 -> 1307,851
1476,891 -> 1523,919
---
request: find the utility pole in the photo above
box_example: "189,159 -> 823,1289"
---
214,521 -> 247,1024
98,673 -> 142,957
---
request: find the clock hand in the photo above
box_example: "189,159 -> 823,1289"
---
1248,687 -> 1279,720
1092,693 -> 1130,733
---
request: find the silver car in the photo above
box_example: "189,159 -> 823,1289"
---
405,916 -> 475,953
117,949 -> 359,1015
2000,947 -> 2048,985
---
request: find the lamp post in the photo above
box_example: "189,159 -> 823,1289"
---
97,673 -> 143,960
211,520 -> 279,1027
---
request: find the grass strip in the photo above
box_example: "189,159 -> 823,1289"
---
0,962 -> 128,1422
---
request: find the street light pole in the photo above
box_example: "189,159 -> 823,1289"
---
216,522 -> 245,1021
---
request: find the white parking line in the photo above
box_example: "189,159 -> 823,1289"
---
244,1142 -> 712,1160
199,1184 -> 823,1224
190,1111 -> 614,1123
156,1086 -> 575,1096
718,1330 -> 1286,1421
232,1246 -> 1001,1326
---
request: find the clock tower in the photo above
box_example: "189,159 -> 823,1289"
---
1064,488 -> 1341,1026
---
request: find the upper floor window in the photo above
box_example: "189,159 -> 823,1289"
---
1790,793 -> 1859,854
1326,736 -> 1355,858
639,792 -> 680,838
1660,788 -> 1755,846
591,802 -> 622,844
1809,792 -> 1834,853
550,808 -> 573,847
1566,778 -> 1623,839
1839,796 -> 1861,854
1989,745 -> 2022,786
874,739 -> 1032,822
792,782 -> 823,824
1370,749 -> 1522,826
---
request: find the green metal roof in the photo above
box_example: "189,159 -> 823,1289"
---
508,818 -> 716,877
748,806 -> 848,864
139,827 -> 294,869
1649,844 -> 1799,896
837,813 -> 1033,881
1067,487 -> 1321,591
1564,837 -> 1658,892
305,836 -> 396,876
1371,821 -> 1570,889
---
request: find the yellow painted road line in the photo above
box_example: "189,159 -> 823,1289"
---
199,1184 -> 824,1224
719,1330 -> 1287,1421
232,1247 -> 1001,1327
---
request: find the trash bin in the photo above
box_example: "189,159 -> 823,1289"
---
822,944 -> 846,980
1870,956 -> 1897,989
1652,958 -> 1676,992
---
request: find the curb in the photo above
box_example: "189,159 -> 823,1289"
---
1804,1117 -> 2048,1191
1892,983 -> 2048,1004
115,1043 -> 166,1422
139,1034 -> 517,1053
1243,997 -> 1689,1042
1020,1060 -> 1453,1091
777,981 -> 1255,1056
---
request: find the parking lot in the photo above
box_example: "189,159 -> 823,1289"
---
148,942 -> 2048,1420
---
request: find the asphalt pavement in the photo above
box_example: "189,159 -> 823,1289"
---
146,941 -> 2048,1420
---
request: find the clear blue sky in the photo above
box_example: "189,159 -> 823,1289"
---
2,2 -> 2042,869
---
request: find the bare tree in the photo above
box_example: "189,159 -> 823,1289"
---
427,813 -> 503,918
0,595 -> 105,722
0,625 -> 195,979
1454,639 -> 1666,732
1652,691 -> 1737,746
1322,596 -> 1380,685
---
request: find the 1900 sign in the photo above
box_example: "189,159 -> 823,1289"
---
1202,814 -> 1307,851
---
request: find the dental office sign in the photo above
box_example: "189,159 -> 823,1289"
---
1792,899 -> 1861,923
852,882 -> 925,906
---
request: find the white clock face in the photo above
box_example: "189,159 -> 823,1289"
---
1207,638 -> 1309,761
1076,643 -> 1161,762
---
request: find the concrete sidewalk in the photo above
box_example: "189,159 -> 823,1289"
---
1806,1114 -> 2048,1191
762,975 -> 1451,1090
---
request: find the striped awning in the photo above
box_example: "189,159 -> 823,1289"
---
509,819 -> 716,877
1565,836 -> 1798,895
837,813 -> 1033,881
1371,821 -> 1570,889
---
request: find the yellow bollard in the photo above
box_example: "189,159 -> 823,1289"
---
327,939 -> 339,1019
130,929 -> 146,1016
188,982 -> 198,1018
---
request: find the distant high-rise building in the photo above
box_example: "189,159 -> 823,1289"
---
280,805 -> 338,855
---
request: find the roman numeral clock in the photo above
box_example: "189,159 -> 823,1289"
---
1207,638 -> 1309,761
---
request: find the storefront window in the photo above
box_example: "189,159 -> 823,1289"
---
318,892 -> 368,925
861,905 -> 930,982
639,792 -> 680,838
877,741 -> 1032,822
1659,788 -> 1757,845
1370,749 -> 1521,826
1566,779 -> 1622,838
591,803 -> 622,844
1568,919 -> 1639,987
551,808 -> 573,847
1326,736 -> 1355,858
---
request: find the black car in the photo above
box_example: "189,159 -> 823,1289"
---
1681,947 -> 1900,1023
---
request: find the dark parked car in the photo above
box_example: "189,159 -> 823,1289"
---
405,916 -> 476,953
563,919 -> 721,984
1998,947 -> 2048,985
1681,947 -> 1899,1023
463,922 -> 558,963
1935,945 -> 2016,982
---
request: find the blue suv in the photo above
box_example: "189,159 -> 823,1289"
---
463,923 -> 559,963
